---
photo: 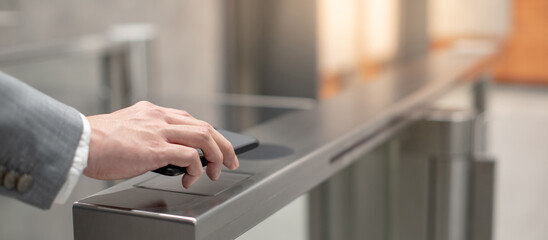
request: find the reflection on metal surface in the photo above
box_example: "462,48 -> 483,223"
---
238,143 -> 294,160
136,172 -> 251,196
159,91 -> 308,133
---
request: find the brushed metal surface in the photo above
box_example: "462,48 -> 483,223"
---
136,171 -> 251,196
73,49 -> 496,240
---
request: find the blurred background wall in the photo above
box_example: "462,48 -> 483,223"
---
0,0 -> 224,111
0,0 -> 547,239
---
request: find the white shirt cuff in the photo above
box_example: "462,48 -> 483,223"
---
54,113 -> 91,204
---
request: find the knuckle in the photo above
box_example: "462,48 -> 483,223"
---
136,100 -> 152,106
150,142 -> 166,154
195,127 -> 212,142
184,148 -> 199,160
150,147 -> 169,167
180,110 -> 191,117
211,150 -> 224,164
188,163 -> 203,176
226,148 -> 236,159
213,155 -> 224,164
221,140 -> 236,156
158,126 -> 172,137
146,107 -> 166,118
197,120 -> 213,130
206,153 -> 221,164
147,138 -> 164,149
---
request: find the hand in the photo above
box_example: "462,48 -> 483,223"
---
84,101 -> 239,188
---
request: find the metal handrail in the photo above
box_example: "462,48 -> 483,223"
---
73,46 -> 499,240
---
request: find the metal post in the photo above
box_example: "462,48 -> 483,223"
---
101,24 -> 155,112
396,107 -> 493,240
426,109 -> 476,240
469,155 -> 495,240
309,144 -> 391,240
472,72 -> 491,152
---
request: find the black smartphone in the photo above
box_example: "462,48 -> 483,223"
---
152,129 -> 259,176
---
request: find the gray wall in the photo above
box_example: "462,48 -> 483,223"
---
1,0 -> 224,107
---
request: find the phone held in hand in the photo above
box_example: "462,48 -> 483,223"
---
153,129 -> 259,176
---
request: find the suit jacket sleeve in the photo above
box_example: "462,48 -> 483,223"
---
0,71 -> 83,209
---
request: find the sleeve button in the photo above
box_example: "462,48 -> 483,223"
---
3,170 -> 20,190
0,165 -> 6,185
16,174 -> 33,193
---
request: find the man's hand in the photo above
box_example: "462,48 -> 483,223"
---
84,101 -> 239,188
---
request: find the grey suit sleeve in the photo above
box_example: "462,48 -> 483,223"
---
0,71 -> 83,209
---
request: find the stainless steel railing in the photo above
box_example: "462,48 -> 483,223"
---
73,46 -> 499,240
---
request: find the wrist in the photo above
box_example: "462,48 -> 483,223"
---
84,116 -> 105,178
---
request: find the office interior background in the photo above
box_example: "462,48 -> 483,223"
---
0,0 -> 547,239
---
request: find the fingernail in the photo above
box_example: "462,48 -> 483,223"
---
183,176 -> 199,188
233,156 -> 239,169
